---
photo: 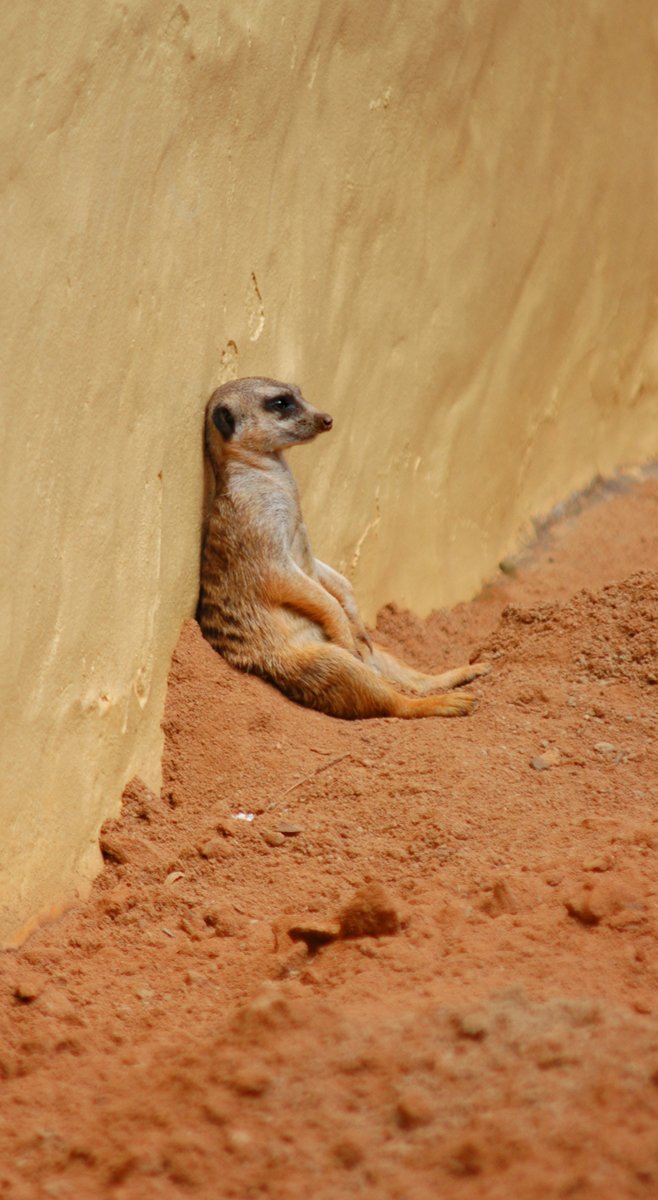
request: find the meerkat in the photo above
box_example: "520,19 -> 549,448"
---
198,377 -> 489,719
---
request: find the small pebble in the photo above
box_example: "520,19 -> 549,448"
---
13,970 -> 47,1003
184,970 -> 208,986
260,829 -> 286,847
203,905 -> 245,937
456,1012 -> 489,1040
396,1087 -> 435,1129
531,748 -> 560,771
198,838 -> 233,860
581,855 -> 612,873
564,888 -> 601,925
99,831 -> 129,864
229,1065 -> 272,1096
594,742 -> 616,755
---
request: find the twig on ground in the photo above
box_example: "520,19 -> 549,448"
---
279,753 -> 352,800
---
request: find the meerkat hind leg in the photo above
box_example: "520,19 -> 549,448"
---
368,646 -> 491,695
270,644 -> 474,720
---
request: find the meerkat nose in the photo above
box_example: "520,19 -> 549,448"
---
321,413 -> 333,429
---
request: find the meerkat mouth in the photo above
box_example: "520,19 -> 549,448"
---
288,429 -> 327,445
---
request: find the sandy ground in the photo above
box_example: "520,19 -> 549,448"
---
1,474 -> 657,1200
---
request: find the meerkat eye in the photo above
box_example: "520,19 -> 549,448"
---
264,393 -> 297,416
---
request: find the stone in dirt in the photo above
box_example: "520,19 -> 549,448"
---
338,883 -> 402,939
531,748 -> 561,770
259,828 -> 286,847
99,822 -> 163,867
285,917 -> 341,952
98,827 -> 130,864
455,1011 -> 490,1040
12,969 -> 47,1002
395,1086 -> 435,1129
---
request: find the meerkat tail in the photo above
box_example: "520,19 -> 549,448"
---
266,644 -> 474,720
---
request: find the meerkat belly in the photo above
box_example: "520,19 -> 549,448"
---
199,518 -> 276,666
201,556 -> 329,668
200,482 -> 330,669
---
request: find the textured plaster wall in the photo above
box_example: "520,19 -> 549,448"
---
2,1 -> 658,945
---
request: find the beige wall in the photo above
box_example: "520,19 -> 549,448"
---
2,1 -> 657,946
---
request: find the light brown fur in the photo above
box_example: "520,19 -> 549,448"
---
198,377 -> 489,719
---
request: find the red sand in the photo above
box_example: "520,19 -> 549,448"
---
1,474 -> 657,1200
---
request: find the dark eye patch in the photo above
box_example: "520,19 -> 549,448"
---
264,393 -> 298,416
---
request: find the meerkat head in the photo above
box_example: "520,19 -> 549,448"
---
205,377 -> 333,461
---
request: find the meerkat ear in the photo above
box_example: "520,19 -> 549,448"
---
212,404 -> 236,440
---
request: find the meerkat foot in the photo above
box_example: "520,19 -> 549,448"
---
399,691 -> 476,717
421,661 -> 491,691
267,645 -> 478,720
365,647 -> 490,696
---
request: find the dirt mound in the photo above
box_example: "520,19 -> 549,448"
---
483,571 -> 658,687
0,476 -> 657,1200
